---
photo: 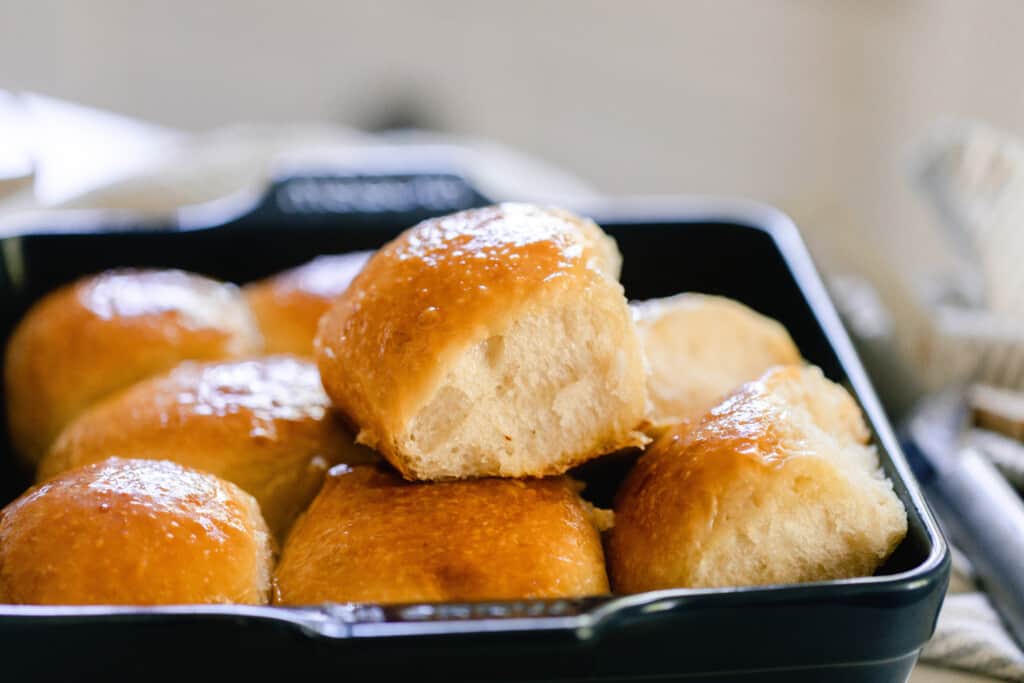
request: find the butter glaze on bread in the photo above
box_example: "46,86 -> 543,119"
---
631,293 -> 801,430
39,356 -> 375,540
274,464 -> 609,604
608,365 -> 908,592
5,269 -> 262,464
315,204 -> 647,480
245,251 -> 373,355
0,458 -> 272,605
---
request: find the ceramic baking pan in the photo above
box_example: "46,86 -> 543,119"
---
0,170 -> 948,682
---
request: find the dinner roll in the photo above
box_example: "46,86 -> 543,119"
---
274,464 -> 610,604
39,355 -> 375,540
5,269 -> 262,465
245,251 -> 373,355
631,293 -> 801,430
316,203 -> 647,480
0,458 -> 272,605
608,365 -> 907,592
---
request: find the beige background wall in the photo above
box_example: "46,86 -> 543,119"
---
3,0 -> 1024,305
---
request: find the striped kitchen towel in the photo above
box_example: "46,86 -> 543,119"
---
921,545 -> 1024,681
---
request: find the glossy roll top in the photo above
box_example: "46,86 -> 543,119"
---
0,458 -> 273,605
245,251 -> 373,356
316,203 -> 647,480
5,269 -> 262,464
274,464 -> 610,604
39,355 -> 376,540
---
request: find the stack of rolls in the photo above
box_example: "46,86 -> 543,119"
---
0,203 -> 908,607
1,268 -> 372,604
279,203 -> 645,603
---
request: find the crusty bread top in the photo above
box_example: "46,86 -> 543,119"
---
0,458 -> 273,605
315,203 -> 625,453
245,251 -> 373,355
39,355 -> 375,539
609,365 -> 907,591
4,269 -> 262,464
274,464 -> 610,605
620,365 -> 870,505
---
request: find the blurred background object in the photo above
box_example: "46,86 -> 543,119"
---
0,91 -> 33,201
6,0 -> 1024,357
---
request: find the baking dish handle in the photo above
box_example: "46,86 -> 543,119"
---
0,165 -> 493,238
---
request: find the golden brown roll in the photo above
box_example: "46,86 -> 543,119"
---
0,458 -> 273,605
607,365 -> 908,593
39,355 -> 375,540
245,251 -> 373,355
274,464 -> 610,605
4,269 -> 263,465
631,293 -> 801,430
315,203 -> 647,481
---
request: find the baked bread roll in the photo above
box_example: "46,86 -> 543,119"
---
631,293 -> 801,429
316,203 -> 647,480
0,458 -> 272,605
245,251 -> 373,355
608,365 -> 907,592
5,269 -> 262,465
274,464 -> 610,604
39,355 -> 375,540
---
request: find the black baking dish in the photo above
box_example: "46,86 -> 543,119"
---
0,175 -> 949,682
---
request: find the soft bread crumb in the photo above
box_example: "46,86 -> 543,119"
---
631,293 -> 802,430
399,293 -> 649,479
584,503 -> 615,533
